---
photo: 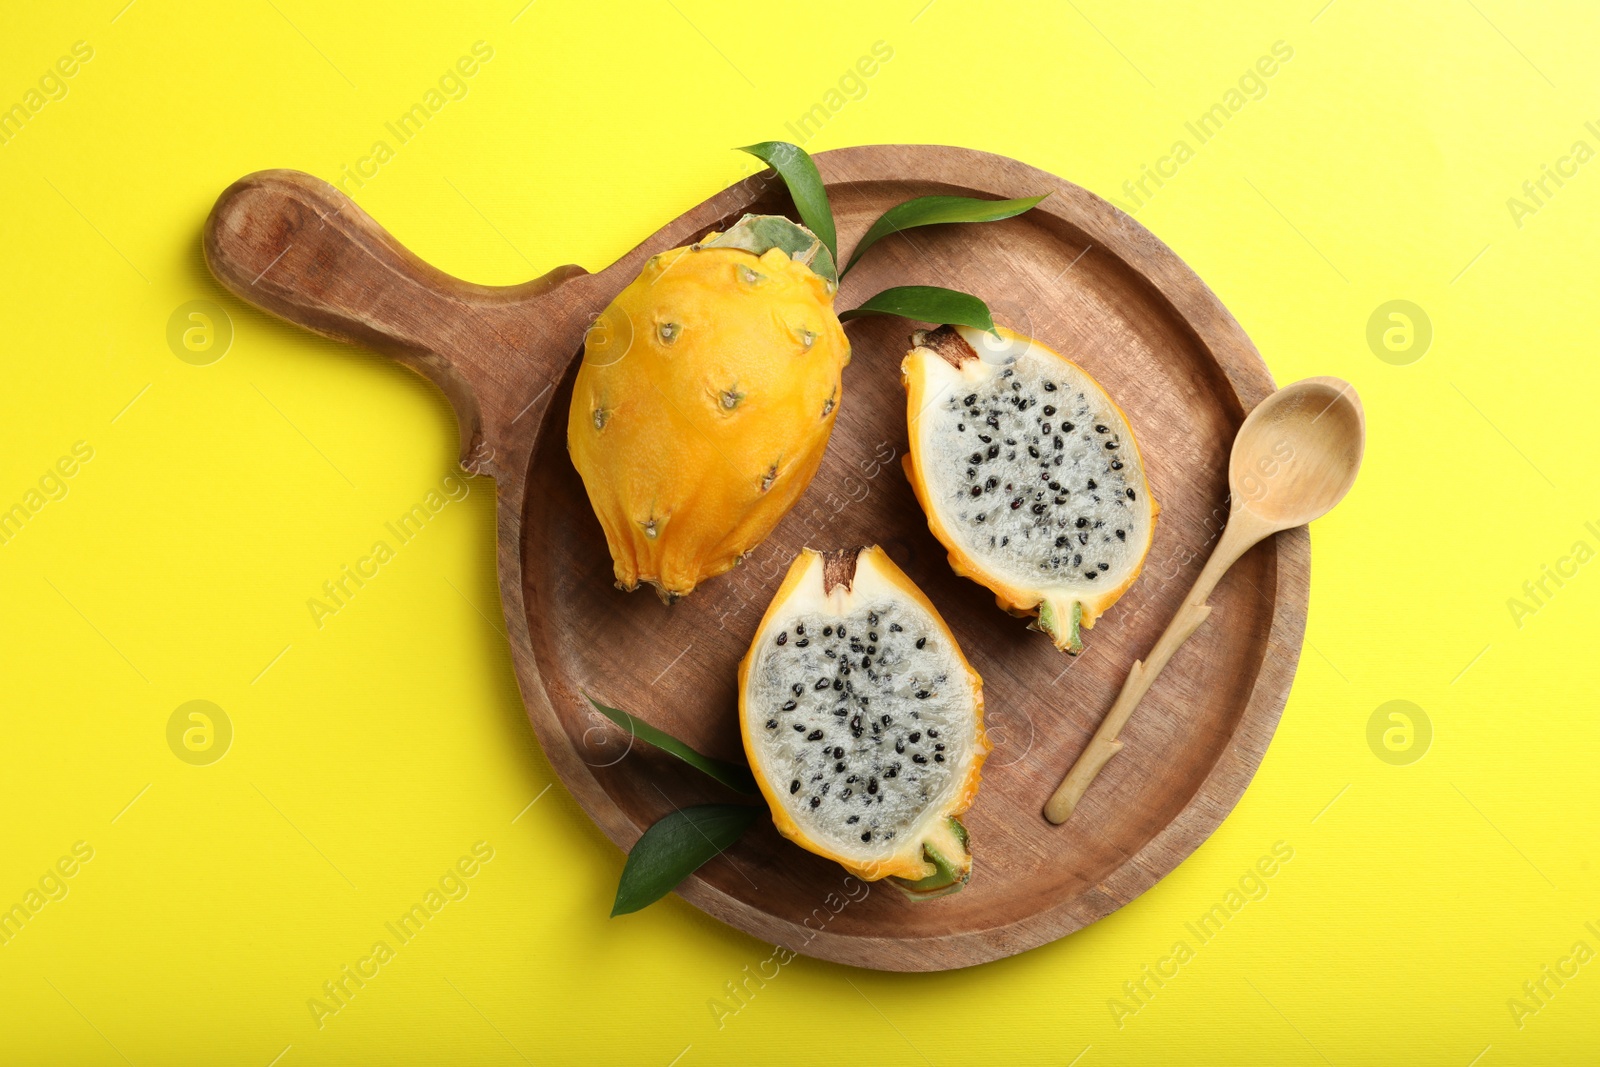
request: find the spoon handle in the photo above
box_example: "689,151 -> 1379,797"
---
1044,513 -> 1269,824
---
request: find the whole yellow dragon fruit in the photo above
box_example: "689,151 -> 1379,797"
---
568,215 -> 850,601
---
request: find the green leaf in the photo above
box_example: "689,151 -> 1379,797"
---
737,142 -> 837,267
841,194 -> 1048,277
585,694 -> 758,795
839,286 -> 996,333
612,804 -> 762,916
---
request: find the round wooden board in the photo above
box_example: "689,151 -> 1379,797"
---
204,145 -> 1307,973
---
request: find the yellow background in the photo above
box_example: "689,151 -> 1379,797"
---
3,0 -> 1597,1063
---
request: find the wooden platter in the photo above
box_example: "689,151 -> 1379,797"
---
204,145 -> 1307,972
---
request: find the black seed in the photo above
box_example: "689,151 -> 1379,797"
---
1076,517 -> 1088,528
1095,424 -> 1108,434
909,731 -> 922,742
1086,479 -> 1096,490
978,433 -> 992,443
969,452 -> 983,464
1043,405 -> 1056,416
815,677 -> 829,690
915,637 -> 926,649
934,753 -> 945,763
963,394 -> 976,406
1028,446 -> 1040,459
824,649 -> 836,659
1010,498 -> 1023,510
776,631 -> 787,645
1055,495 -> 1068,506
1111,459 -> 1123,470
862,655 -> 871,668
1116,529 -> 1126,541
912,754 -> 928,764
861,831 -> 872,842
822,625 -> 833,636
832,679 -> 843,691
987,444 -> 1000,458
1098,562 -> 1110,571
766,719 -> 778,729
1044,381 -> 1056,391
868,778 -> 878,794
916,690 -> 930,699
847,815 -> 859,824
975,512 -> 986,522
1032,503 -> 1046,514
1055,535 -> 1069,547
782,700 -> 797,711
807,729 -> 824,741
881,714 -> 891,725
792,683 -> 804,695
793,724 -> 805,732
1084,571 -> 1098,580
1127,488 -> 1137,500
1073,553 -> 1082,566
1078,531 -> 1089,545
970,485 -> 982,497
790,779 -> 800,794
810,797 -> 820,809
835,763 -> 846,772
795,638 -> 809,647
928,728 -> 939,738
795,623 -> 804,635
895,740 -> 905,754
889,622 -> 902,632
1105,440 -> 1118,450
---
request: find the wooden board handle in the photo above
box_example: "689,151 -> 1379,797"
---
203,169 -> 590,474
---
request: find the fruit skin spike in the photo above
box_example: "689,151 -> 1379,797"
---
901,325 -> 1158,654
738,546 -> 989,898
567,215 -> 850,602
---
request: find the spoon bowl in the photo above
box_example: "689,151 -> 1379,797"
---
1230,376 -> 1365,531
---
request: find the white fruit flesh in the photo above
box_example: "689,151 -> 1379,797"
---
907,325 -> 1154,640
741,549 -> 983,878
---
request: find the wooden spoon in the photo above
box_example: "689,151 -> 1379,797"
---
1044,376 -> 1365,824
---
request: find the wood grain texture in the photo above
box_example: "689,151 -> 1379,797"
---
203,145 -> 1308,972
